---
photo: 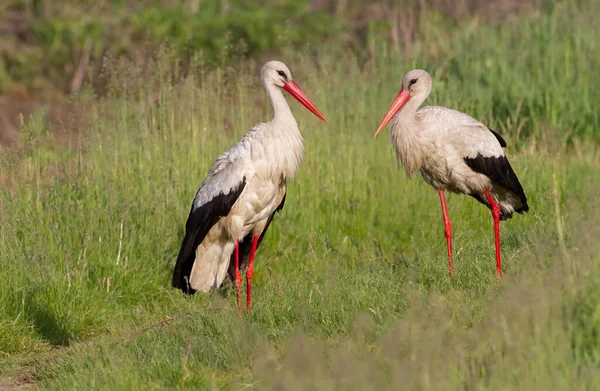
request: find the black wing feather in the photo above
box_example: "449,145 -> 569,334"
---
488,127 -> 507,147
227,192 -> 286,281
172,178 -> 246,294
464,154 -> 528,219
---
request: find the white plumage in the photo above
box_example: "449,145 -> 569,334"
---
173,61 -> 327,310
376,69 -> 528,277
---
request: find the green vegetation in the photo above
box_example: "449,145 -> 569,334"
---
0,0 -> 344,93
1,0 -> 599,389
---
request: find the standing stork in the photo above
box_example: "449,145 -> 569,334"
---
172,61 -> 327,310
374,69 -> 528,278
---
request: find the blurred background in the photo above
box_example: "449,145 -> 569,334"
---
2,0 -> 588,146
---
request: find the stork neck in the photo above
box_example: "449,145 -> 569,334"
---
390,91 -> 429,178
395,92 -> 428,123
265,83 -> 296,125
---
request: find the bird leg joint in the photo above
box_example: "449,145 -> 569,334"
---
491,206 -> 501,220
492,210 -> 500,221
443,223 -> 452,239
484,190 -> 501,219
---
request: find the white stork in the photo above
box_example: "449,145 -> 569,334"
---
172,61 -> 327,310
374,69 -> 528,278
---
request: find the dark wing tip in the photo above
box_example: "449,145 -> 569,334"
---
172,276 -> 197,295
488,127 -> 507,148
464,154 -> 528,216
515,201 -> 529,214
469,192 -> 528,221
172,178 -> 247,293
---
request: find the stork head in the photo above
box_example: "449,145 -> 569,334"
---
260,61 -> 328,123
401,69 -> 432,97
374,69 -> 432,136
261,61 -> 293,88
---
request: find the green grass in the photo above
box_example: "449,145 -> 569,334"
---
1,2 -> 600,389
1,0 -> 344,93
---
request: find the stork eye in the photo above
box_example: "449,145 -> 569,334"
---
409,78 -> 418,86
277,70 -> 287,80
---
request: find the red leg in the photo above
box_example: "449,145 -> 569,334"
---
484,189 -> 502,278
246,235 -> 259,311
234,239 -> 242,312
438,190 -> 453,277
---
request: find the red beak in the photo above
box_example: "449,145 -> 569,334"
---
283,80 -> 328,123
374,89 -> 411,136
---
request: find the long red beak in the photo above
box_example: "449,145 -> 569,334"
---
374,89 -> 411,136
283,81 -> 328,123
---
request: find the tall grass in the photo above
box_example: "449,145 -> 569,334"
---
0,1 -> 599,389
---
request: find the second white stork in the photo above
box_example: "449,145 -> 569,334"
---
374,69 -> 528,278
172,61 -> 327,310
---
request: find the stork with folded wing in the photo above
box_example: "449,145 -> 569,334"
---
172,61 -> 327,310
375,69 -> 528,278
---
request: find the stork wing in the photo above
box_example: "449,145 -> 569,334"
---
172,152 -> 250,293
421,106 -> 527,211
227,191 -> 286,281
487,128 -> 507,148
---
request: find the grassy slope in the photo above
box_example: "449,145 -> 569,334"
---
1,2 -> 599,389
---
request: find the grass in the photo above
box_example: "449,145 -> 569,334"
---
1,0 -> 345,93
1,1 -> 600,389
